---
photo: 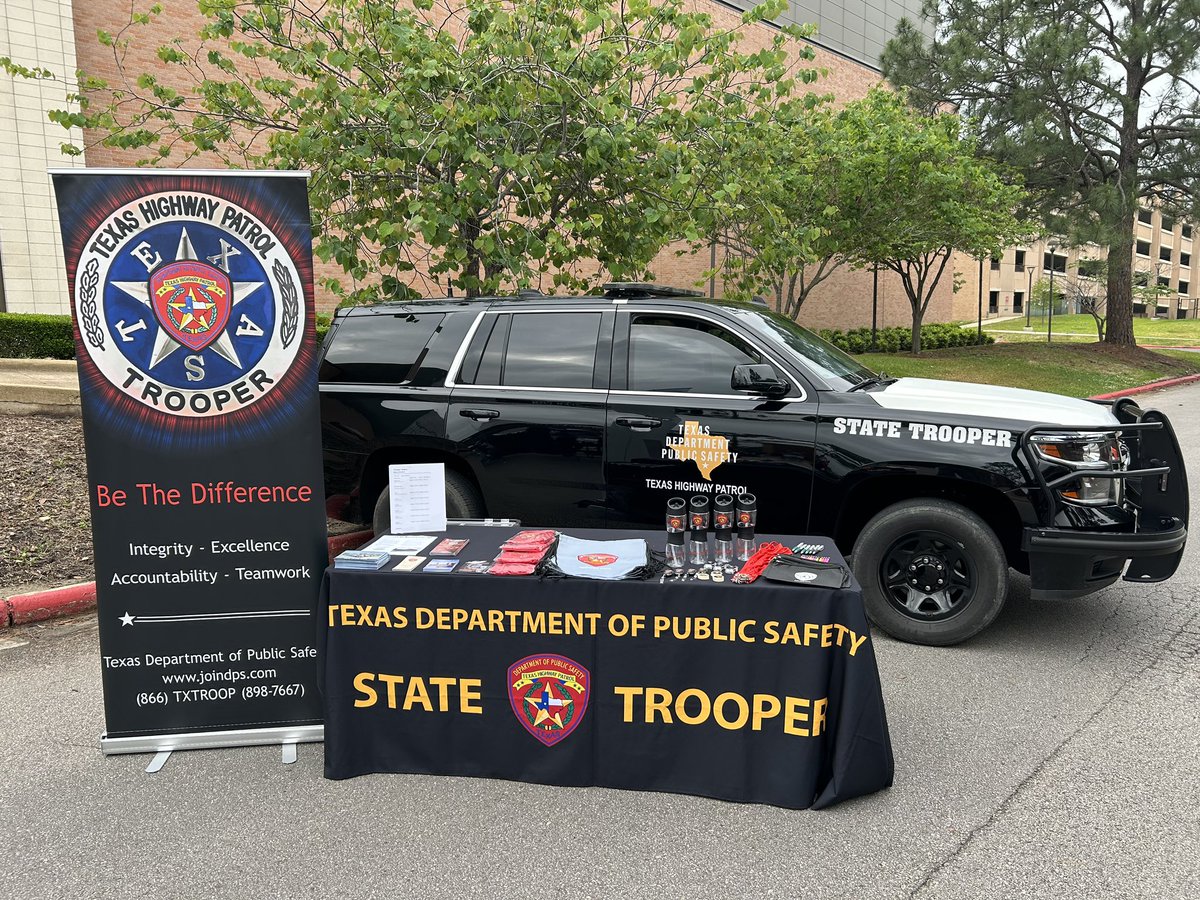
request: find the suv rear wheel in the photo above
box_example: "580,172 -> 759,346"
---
851,499 -> 1008,646
372,469 -> 485,536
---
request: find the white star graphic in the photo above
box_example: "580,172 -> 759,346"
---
119,612 -> 135,626
110,227 -> 263,370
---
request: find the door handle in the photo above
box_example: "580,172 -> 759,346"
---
460,408 -> 499,421
615,416 -> 662,432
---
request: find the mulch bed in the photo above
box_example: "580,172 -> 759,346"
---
0,414 -> 363,597
1,415 -> 92,595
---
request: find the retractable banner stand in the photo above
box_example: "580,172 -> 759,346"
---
51,170 -> 327,756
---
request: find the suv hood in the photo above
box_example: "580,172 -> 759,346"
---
868,378 -> 1119,427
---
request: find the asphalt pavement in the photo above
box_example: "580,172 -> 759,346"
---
2,385 -> 1198,899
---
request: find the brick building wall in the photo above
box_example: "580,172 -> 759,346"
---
65,0 -> 960,330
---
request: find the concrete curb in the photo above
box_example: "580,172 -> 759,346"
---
1,529 -> 374,630
1090,373 -> 1200,400
0,359 -> 81,415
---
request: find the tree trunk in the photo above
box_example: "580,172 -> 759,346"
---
1106,54 -> 1144,347
910,305 -> 923,353
1104,220 -> 1136,346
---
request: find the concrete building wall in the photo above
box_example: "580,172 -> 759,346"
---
970,211 -> 1199,330
720,0 -> 933,70
0,0 -> 83,313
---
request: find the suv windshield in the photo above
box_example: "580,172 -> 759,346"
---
727,307 -> 877,386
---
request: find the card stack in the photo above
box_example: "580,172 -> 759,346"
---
334,549 -> 392,570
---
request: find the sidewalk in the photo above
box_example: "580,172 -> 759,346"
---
0,358 -> 79,414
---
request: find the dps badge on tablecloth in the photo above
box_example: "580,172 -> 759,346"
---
508,654 -> 590,747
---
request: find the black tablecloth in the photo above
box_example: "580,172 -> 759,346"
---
320,526 -> 893,809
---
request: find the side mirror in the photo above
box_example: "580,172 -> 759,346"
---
731,364 -> 789,398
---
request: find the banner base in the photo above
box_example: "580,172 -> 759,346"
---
101,724 -> 324,756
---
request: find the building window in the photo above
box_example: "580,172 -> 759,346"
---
1138,208 -> 1153,225
1014,249 -> 1026,268
1158,275 -> 1171,288
988,290 -> 999,313
1162,215 -> 1176,231
990,256 -> 1001,271
1181,251 -> 1191,267
1136,239 -> 1151,256
1078,259 -> 1103,278
1180,281 -> 1190,295
1160,246 -> 1172,262
1134,271 -> 1150,287
1013,291 -> 1024,313
1184,224 -> 1194,240
1043,251 -> 1067,273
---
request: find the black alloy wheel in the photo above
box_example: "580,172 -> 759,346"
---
880,530 -> 976,621
851,499 -> 1008,646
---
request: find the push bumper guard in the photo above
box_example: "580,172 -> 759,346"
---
1018,399 -> 1189,599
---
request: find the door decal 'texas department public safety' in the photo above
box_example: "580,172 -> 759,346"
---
662,421 -> 738,480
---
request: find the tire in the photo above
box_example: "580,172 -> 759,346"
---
851,499 -> 1008,646
372,469 -> 485,536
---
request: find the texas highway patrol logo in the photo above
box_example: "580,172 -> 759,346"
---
508,654 -> 590,747
73,190 -> 305,419
577,553 -> 617,567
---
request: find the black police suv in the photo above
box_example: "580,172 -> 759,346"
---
319,283 -> 1188,645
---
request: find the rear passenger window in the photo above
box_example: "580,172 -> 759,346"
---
504,313 -> 600,388
320,313 -> 444,383
468,312 -> 601,388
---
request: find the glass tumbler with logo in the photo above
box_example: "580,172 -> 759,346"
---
665,497 -> 686,569
735,493 -> 757,561
713,494 -> 734,564
688,495 -> 710,565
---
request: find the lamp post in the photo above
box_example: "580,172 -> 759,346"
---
1025,265 -> 1036,328
977,256 -> 984,341
1047,246 -> 1057,344
871,264 -> 879,350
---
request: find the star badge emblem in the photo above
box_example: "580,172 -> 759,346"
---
110,227 -> 263,370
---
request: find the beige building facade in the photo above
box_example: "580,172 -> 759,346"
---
961,208 -> 1197,327
0,0 -> 83,314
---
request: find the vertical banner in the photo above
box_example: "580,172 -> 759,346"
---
51,170 -> 327,752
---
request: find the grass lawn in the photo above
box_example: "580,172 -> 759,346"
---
983,313 -> 1200,346
857,342 -> 1200,398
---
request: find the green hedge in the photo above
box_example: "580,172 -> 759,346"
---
0,311 -> 337,360
0,313 -> 76,359
817,323 -> 995,355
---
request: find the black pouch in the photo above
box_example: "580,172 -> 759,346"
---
761,554 -> 851,589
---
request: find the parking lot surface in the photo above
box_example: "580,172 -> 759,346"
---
2,385 -> 1197,900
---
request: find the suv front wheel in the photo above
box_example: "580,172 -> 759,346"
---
851,499 -> 1008,646
372,469 -> 485,536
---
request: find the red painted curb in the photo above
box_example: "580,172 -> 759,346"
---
6,582 -> 98,627
1,529 -> 375,630
1090,373 -> 1200,400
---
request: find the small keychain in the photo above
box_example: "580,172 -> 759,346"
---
697,571 -> 710,581
712,571 -> 725,583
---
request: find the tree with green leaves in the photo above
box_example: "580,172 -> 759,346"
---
704,96 -> 886,319
840,89 -> 1029,352
7,0 -> 818,300
881,0 -> 1200,347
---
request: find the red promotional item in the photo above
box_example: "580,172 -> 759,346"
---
501,530 -> 557,551
735,542 -> 792,584
495,549 -> 547,565
488,561 -> 539,576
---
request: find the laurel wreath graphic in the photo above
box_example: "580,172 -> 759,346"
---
78,258 -> 105,351
274,259 -> 300,349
